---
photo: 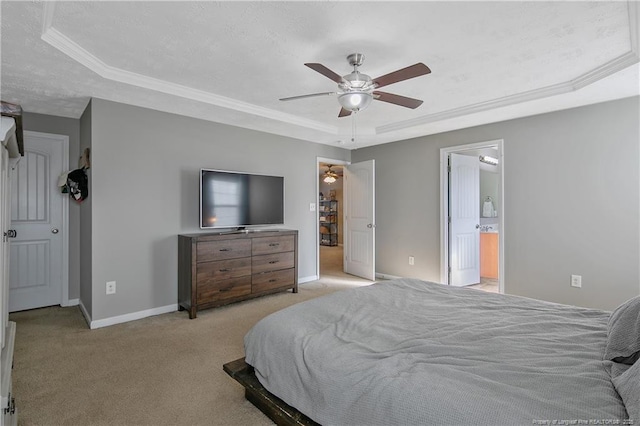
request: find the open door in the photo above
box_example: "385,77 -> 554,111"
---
449,153 -> 480,286
344,160 -> 375,281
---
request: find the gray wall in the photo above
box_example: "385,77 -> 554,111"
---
22,112 -> 81,301
79,101 -> 93,316
89,98 -> 350,321
353,96 -> 640,310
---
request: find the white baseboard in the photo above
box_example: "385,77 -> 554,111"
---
89,304 -> 177,330
62,298 -> 79,307
298,275 -> 318,284
78,299 -> 92,328
375,272 -> 403,280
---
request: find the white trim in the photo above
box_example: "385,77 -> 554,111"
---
629,0 -> 639,55
378,52 -> 639,135
41,1 -> 638,139
89,304 -> 177,330
375,273 -> 403,280
62,298 -> 79,307
316,157 -> 350,279
78,299 -> 91,328
298,275 -> 319,284
440,140 -> 505,294
40,8 -> 337,135
23,131 -> 70,308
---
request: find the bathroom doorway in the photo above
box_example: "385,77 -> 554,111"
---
440,140 -> 504,294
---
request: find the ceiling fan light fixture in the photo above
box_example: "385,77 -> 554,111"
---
338,91 -> 373,112
283,53 -> 431,117
323,165 -> 339,184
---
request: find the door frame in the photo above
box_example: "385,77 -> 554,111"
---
315,157 -> 350,280
18,131 -> 70,307
440,139 -> 504,293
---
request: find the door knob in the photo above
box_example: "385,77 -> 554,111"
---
475,224 -> 480,229
52,228 -> 59,234
367,223 -> 376,228
4,230 -> 16,239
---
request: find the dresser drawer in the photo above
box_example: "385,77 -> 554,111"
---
197,276 -> 251,303
197,239 -> 251,262
252,235 -> 295,256
252,268 -> 295,293
252,251 -> 294,274
197,258 -> 251,282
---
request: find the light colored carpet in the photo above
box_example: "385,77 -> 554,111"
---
10,248 -> 370,426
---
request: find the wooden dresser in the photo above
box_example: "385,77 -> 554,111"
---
178,229 -> 298,319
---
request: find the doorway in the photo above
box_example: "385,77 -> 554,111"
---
440,140 -> 504,294
316,157 -> 376,282
318,161 -> 345,278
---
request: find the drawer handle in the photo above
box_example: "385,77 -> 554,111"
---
219,268 -> 230,272
269,279 -> 277,283
219,248 -> 231,252
269,243 -> 279,247
219,287 -> 233,292
268,260 -> 278,264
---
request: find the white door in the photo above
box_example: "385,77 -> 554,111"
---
9,132 -> 67,312
449,153 -> 480,287
344,160 -> 375,281
0,146 -> 9,347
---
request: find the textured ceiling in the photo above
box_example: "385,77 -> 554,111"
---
1,1 -> 638,149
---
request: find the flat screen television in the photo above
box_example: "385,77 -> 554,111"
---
200,169 -> 284,229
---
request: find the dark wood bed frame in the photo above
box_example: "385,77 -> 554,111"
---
223,357 -> 319,426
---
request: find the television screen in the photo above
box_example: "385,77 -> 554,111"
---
200,169 -> 284,229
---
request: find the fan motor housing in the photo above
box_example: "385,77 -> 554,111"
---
347,53 -> 365,67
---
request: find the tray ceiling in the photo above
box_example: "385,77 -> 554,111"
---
1,1 -> 638,149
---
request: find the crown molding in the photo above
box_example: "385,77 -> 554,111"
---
41,1 -> 638,140
378,1 -> 639,135
377,53 -> 639,134
41,2 -> 339,135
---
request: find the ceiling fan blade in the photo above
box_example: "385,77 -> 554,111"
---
372,91 -> 423,109
279,92 -> 336,101
372,63 -> 431,89
338,108 -> 352,118
305,63 -> 344,83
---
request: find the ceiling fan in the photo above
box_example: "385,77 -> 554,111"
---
280,53 -> 431,118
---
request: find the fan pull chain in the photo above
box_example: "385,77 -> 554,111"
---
351,111 -> 357,145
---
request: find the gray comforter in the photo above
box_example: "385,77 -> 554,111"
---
244,278 -> 628,425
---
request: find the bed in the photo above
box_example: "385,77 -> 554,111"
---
225,278 -> 638,425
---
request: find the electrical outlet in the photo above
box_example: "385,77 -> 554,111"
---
570,275 -> 582,288
310,203 -> 316,212
409,256 -> 415,266
106,281 -> 116,295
